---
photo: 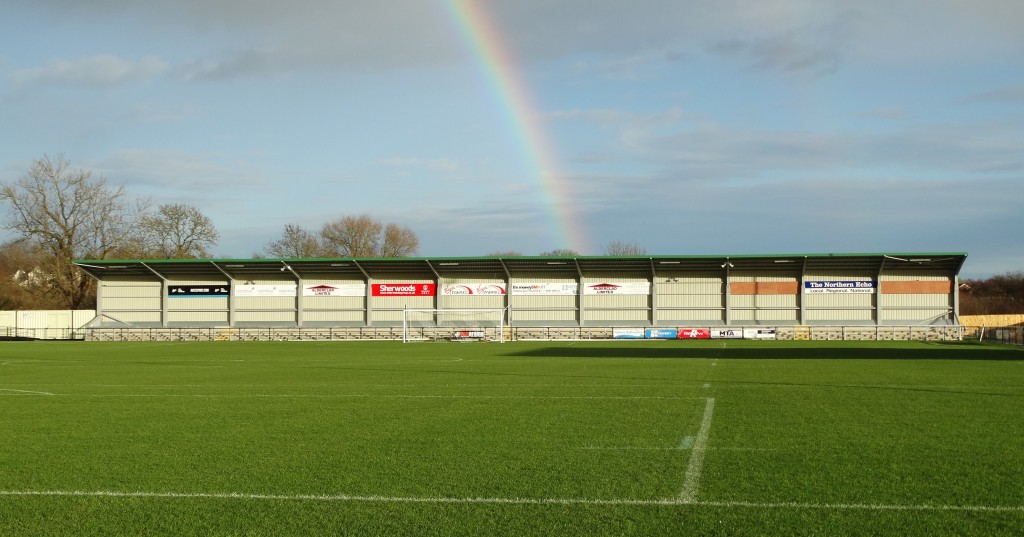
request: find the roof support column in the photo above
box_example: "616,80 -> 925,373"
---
875,258 -> 886,326
280,262 -> 303,327
722,259 -> 733,326
574,258 -> 584,327
211,262 -> 237,327
498,258 -> 513,327
650,259 -> 657,327
799,257 -> 808,325
353,261 -> 372,326
141,262 -> 168,328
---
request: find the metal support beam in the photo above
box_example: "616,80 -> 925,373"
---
722,258 -> 733,325
574,258 -> 584,327
279,262 -> 303,327
211,262 -> 237,327
352,260 -> 372,326
141,262 -> 168,327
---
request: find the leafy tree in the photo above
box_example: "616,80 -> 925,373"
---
138,203 -> 219,259
1,155 -> 141,308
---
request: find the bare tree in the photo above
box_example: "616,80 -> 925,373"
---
262,223 -> 325,258
380,223 -> 419,257
320,214 -> 419,258
488,250 -> 524,257
0,239 -> 42,309
138,203 -> 219,258
602,240 -> 647,256
539,249 -> 580,256
1,155 -> 140,308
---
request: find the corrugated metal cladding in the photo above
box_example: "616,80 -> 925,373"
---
74,253 -> 966,328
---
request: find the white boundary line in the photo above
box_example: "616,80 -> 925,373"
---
679,397 -> 715,502
0,393 -> 706,400
0,490 -> 1020,512
0,388 -> 55,395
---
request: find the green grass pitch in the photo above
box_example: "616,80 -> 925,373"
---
1,339 -> 1022,536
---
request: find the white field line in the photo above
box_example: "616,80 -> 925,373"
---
679,397 -> 716,502
0,393 -> 705,400
0,490 -> 1020,512
0,388 -> 55,395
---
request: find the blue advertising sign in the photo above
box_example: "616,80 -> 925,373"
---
803,281 -> 875,293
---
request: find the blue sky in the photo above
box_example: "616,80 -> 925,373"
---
1,0 -> 1022,277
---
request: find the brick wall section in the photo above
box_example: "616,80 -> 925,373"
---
880,281 -> 952,294
730,282 -> 799,295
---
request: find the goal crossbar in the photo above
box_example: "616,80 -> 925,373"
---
402,307 -> 508,343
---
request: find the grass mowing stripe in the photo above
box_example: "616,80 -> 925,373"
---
679,397 -> 716,502
2,490 -> 1021,513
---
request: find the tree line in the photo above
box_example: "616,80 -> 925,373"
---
960,272 -> 1024,316
2,155 -> 647,309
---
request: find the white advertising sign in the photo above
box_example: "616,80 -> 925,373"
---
710,328 -> 743,339
304,284 -> 366,297
441,283 -> 507,296
613,328 -> 646,339
743,328 -> 777,340
584,282 -> 651,295
235,284 -> 297,297
510,283 -> 578,296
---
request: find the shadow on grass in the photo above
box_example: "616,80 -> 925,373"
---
504,341 -> 1024,361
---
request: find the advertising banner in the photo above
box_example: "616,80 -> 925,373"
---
710,328 -> 743,339
804,281 -> 875,294
236,284 -> 297,297
441,283 -> 507,296
372,283 -> 436,297
678,328 -> 711,339
743,328 -> 777,340
584,282 -> 651,295
645,329 -> 679,339
303,284 -> 366,297
613,328 -> 645,339
168,285 -> 229,297
510,283 -> 578,295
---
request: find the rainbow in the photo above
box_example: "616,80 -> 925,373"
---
444,0 -> 590,254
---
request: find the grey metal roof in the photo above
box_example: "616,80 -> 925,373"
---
73,252 -> 968,281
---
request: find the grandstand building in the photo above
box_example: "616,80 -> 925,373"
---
74,253 -> 966,341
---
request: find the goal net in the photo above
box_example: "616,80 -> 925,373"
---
402,307 -> 508,343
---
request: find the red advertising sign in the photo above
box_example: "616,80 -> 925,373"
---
372,283 -> 436,297
677,328 -> 711,339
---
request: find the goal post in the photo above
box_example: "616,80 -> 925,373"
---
402,307 -> 509,343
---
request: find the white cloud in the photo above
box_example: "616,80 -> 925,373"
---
17,1 -> 1024,78
967,84 -> 1024,104
13,54 -> 168,87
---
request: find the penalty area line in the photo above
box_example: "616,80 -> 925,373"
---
679,397 -> 715,502
0,490 -> 1021,513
